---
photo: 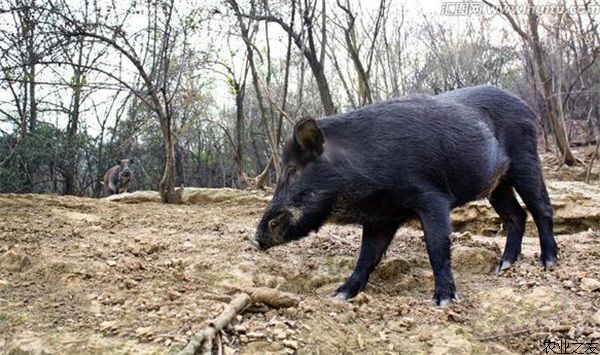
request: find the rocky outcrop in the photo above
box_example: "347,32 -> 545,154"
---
105,187 -> 270,205
451,180 -> 600,235
106,181 -> 600,235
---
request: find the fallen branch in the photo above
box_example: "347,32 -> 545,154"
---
327,232 -> 354,246
585,139 -> 600,183
178,288 -> 299,355
178,293 -> 252,355
216,332 -> 223,355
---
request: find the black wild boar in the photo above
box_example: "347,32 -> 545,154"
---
252,85 -> 558,306
103,159 -> 133,195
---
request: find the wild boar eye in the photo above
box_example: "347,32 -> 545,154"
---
287,166 -> 297,175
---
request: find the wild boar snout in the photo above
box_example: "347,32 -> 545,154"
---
254,209 -> 295,250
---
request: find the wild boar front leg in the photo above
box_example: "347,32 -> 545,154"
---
333,221 -> 399,300
416,195 -> 456,307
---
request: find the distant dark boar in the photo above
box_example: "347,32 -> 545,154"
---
103,159 -> 132,195
253,85 -> 558,306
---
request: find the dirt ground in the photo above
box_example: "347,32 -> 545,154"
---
1,178 -> 599,354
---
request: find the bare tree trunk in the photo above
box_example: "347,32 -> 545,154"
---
483,0 -> 576,165
336,0 -> 380,106
27,63 -> 37,132
26,9 -> 37,134
305,51 -> 336,115
228,0 -> 282,187
64,38 -> 84,195
526,0 -> 576,165
276,0 -> 295,152
158,112 -> 181,203
21,3 -> 39,192
234,83 -> 248,187
245,0 -> 336,115
585,139 -> 600,183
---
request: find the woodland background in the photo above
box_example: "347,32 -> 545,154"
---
0,0 -> 598,202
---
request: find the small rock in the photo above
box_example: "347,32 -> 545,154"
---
246,331 -> 266,339
357,333 -> 365,349
591,311 -> 600,326
562,280 -> 574,288
223,345 -> 236,355
378,331 -> 388,341
567,326 -> 576,339
0,251 -> 32,272
135,326 -> 154,337
581,278 -> 600,292
100,320 -> 119,333
401,317 -> 416,327
352,293 -> 372,305
447,310 -> 462,322
265,312 -> 278,322
552,324 -> 571,333
146,244 -> 161,254
272,328 -> 287,340
283,320 -> 297,329
283,339 -> 299,350
88,300 -> 101,314
233,324 -> 247,334
7,337 -> 52,355
106,260 -> 117,267
418,332 -> 433,342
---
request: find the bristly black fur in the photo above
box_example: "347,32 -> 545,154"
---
253,85 -> 558,306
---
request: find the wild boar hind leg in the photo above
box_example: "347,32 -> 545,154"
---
489,180 -> 527,272
333,221 -> 400,300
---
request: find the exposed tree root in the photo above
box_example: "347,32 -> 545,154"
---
178,288 -> 300,355
178,293 -> 251,355
249,287 -> 300,309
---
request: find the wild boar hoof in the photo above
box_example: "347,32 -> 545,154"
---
331,291 -> 352,301
433,287 -> 456,307
541,255 -> 558,270
495,259 -> 514,274
437,298 -> 453,308
434,292 -> 458,307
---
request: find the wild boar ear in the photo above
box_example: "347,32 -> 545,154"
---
294,117 -> 324,156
